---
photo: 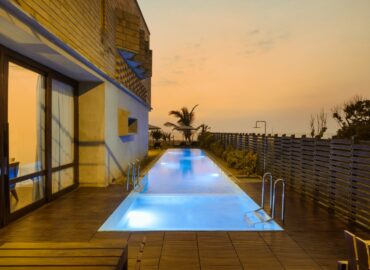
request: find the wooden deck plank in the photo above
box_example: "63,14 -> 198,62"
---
0,242 -> 126,249
0,248 -> 123,257
0,256 -> 121,266
0,267 -> 116,270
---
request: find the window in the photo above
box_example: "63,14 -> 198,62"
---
118,109 -> 138,136
128,117 -> 138,134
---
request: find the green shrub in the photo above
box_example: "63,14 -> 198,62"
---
198,133 -> 258,176
224,148 -> 258,175
150,130 -> 163,142
241,151 -> 258,176
222,145 -> 234,160
226,149 -> 247,169
210,140 -> 224,157
198,132 -> 216,148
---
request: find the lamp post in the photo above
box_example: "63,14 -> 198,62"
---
253,120 -> 267,173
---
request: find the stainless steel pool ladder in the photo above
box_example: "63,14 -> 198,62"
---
126,163 -> 131,191
131,161 -> 137,188
136,159 -> 140,183
126,160 -> 141,191
261,172 -> 273,210
272,178 -> 286,222
244,208 -> 272,226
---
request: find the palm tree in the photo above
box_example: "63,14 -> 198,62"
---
164,105 -> 199,142
200,124 -> 211,134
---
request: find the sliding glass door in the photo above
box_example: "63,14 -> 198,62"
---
0,50 -> 5,225
7,62 -> 46,213
51,79 -> 75,194
0,46 -> 78,225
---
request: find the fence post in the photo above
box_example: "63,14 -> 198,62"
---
349,138 -> 356,224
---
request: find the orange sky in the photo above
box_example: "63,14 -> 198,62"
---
139,0 -> 370,137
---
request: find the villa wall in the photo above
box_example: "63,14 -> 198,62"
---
0,0 -> 152,224
10,0 -> 151,104
78,81 -> 148,187
78,83 -> 106,187
5,0 -> 153,187
104,81 -> 149,185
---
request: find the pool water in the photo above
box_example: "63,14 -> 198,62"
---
99,149 -> 282,231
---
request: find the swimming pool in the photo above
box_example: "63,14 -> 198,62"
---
99,149 -> 282,231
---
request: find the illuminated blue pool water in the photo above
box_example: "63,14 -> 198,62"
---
99,149 -> 282,231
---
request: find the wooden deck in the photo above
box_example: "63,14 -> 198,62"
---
0,241 -> 128,270
0,148 -> 368,270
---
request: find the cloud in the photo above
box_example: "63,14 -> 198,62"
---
243,30 -> 291,55
155,79 -> 179,87
245,50 -> 256,55
248,29 -> 260,35
192,43 -> 201,48
173,69 -> 184,74
162,55 -> 181,65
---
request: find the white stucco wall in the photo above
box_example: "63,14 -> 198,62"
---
78,82 -> 107,187
104,81 -> 149,184
79,81 -> 149,187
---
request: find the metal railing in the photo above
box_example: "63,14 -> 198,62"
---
261,172 -> 273,210
257,173 -> 286,223
126,160 -> 141,191
271,178 -> 286,222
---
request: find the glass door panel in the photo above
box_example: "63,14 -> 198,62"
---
51,79 -> 74,193
0,57 -> 4,224
7,62 -> 45,213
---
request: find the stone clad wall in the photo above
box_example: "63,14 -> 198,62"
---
12,0 -> 151,104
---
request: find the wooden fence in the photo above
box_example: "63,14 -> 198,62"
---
212,132 -> 370,229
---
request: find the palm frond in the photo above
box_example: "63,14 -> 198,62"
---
169,110 -> 186,125
164,122 -> 179,130
190,104 -> 199,115
189,104 -> 199,125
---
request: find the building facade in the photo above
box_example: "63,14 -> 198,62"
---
0,0 -> 152,226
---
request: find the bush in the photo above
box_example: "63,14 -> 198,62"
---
333,96 -> 370,140
226,149 -> 245,169
198,132 -> 216,148
242,151 -> 258,176
150,130 -> 162,142
222,145 -> 234,160
210,140 -> 224,157
198,133 -> 258,176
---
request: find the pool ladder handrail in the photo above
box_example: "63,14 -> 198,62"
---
126,160 -> 141,191
126,163 -> 131,191
271,178 -> 286,222
261,172 -> 273,210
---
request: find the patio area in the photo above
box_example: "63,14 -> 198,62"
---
0,156 -> 367,270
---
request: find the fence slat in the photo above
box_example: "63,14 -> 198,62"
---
210,132 -> 370,229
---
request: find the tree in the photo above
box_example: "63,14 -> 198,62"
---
164,105 -> 199,142
310,109 -> 327,139
150,130 -> 163,142
161,131 -> 172,142
200,124 -> 211,135
332,95 -> 370,140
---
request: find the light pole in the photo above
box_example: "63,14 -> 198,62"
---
253,120 -> 267,173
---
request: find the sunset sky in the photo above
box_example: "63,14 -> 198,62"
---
139,0 -> 370,137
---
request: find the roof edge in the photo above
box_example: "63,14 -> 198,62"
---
134,0 -> 150,35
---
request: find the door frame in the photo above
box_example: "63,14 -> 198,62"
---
0,44 -> 79,226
